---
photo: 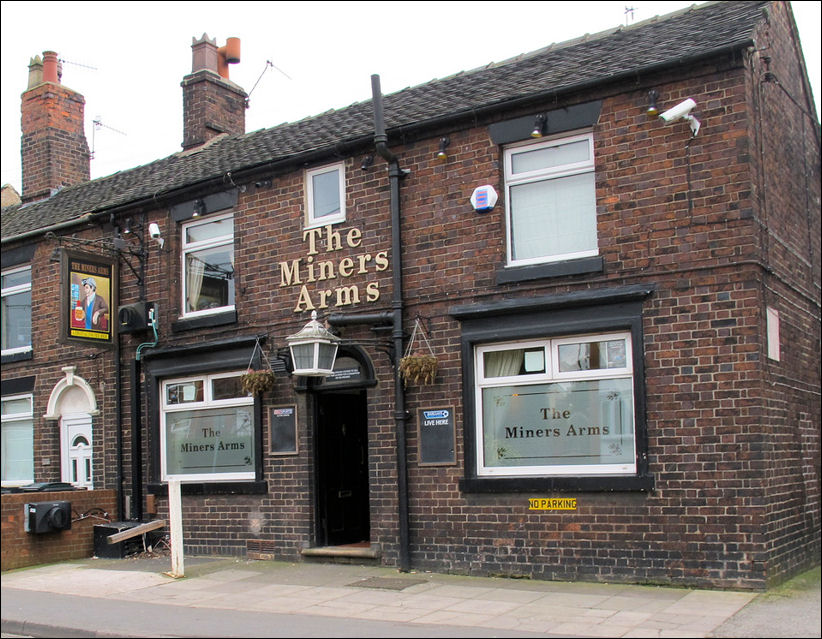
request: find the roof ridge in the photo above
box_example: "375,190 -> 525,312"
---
360,2 -> 730,98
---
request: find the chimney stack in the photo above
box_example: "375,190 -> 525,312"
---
20,51 -> 90,203
181,34 -> 247,150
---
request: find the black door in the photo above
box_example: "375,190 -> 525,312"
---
317,391 -> 370,546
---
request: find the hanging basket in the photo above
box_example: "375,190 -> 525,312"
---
240,337 -> 277,394
240,369 -> 276,395
399,352 -> 438,386
399,318 -> 438,386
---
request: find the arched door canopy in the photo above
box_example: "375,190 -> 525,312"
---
44,366 -> 99,420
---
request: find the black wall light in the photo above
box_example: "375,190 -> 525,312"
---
531,114 -> 546,138
436,136 -> 450,162
647,90 -> 660,117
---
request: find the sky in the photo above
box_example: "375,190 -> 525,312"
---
1,1 -> 820,194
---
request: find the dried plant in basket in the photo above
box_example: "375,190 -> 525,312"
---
399,352 -> 438,386
240,369 -> 276,394
399,318 -> 438,386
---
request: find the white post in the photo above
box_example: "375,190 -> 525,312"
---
167,478 -> 185,578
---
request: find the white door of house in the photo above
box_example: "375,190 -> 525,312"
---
61,413 -> 93,489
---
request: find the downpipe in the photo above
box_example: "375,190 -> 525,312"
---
130,309 -> 159,521
371,74 -> 411,572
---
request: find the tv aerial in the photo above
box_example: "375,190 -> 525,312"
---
91,117 -> 127,160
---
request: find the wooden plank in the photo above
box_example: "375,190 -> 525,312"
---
106,519 -> 166,544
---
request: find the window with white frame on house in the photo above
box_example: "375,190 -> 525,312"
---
1,265 -> 32,356
160,371 -> 254,481
1,394 -> 34,485
475,331 -> 636,477
182,213 -> 235,316
504,132 -> 597,266
306,162 -> 345,227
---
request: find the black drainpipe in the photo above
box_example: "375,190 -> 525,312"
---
130,309 -> 158,521
371,74 -> 410,572
115,328 -> 125,520
129,358 -> 142,521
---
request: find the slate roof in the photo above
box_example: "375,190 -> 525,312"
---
1,0 -> 769,242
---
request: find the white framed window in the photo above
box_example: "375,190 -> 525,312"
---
475,332 -> 635,477
1,393 -> 34,486
181,213 -> 235,317
1,265 -> 32,356
504,132 -> 597,266
306,162 -> 345,227
160,371 -> 254,481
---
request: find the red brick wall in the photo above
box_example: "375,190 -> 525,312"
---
73,48 -> 821,588
747,0 -> 821,585
21,81 -> 90,202
1,490 -> 117,571
181,71 -> 246,150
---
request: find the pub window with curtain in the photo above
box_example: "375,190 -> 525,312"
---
504,132 -> 597,267
160,371 -> 255,481
181,213 -> 235,317
475,331 -> 636,477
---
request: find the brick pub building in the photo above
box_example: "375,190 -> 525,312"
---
2,1 -> 819,588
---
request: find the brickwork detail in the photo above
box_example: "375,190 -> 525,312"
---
20,82 -> 89,202
181,71 -> 246,150
1,490 -> 117,571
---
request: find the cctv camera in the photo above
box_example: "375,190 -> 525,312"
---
148,223 -> 161,239
659,98 -> 696,123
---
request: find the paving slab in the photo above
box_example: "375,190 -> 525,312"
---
2,557 -> 818,638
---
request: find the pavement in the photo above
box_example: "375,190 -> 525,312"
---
1,555 -> 819,638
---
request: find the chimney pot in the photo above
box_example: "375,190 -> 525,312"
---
42,51 -> 60,83
191,33 -> 218,73
27,55 -> 44,89
182,35 -> 247,150
217,37 -> 241,79
223,37 -> 241,64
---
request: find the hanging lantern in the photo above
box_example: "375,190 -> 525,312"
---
285,310 -> 340,377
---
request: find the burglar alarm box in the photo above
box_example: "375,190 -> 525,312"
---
24,501 -> 72,534
118,301 -> 156,334
93,521 -> 146,559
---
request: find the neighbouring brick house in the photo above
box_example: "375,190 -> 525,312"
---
2,2 -> 819,589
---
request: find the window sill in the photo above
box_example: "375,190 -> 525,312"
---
171,310 -> 237,333
1,349 -> 33,365
305,217 -> 345,229
147,480 -> 267,496
460,474 -> 654,493
496,256 -> 603,285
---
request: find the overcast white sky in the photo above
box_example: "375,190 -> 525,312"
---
1,1 -> 819,194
